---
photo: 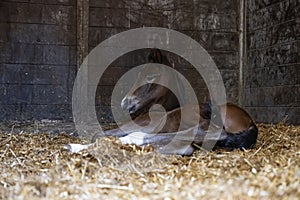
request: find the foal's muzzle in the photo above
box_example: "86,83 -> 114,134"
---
121,96 -> 139,114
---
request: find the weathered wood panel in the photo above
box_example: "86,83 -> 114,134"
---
0,1 -> 77,121
245,0 -> 300,124
2,0 -> 298,125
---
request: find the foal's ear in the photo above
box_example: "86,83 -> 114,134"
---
148,48 -> 163,63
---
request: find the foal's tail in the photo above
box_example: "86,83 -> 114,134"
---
214,124 -> 258,150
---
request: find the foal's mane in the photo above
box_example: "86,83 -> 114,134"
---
147,48 -> 186,105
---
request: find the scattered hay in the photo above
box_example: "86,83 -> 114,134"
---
0,123 -> 299,199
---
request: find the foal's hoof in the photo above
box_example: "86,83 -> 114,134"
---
65,143 -> 92,153
119,132 -> 147,145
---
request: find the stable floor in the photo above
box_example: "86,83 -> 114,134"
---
0,123 -> 299,199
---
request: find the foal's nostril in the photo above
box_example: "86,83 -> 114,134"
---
128,105 -> 136,114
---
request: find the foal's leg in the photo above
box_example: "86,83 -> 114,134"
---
92,111 -> 168,142
119,130 -> 196,155
119,126 -> 226,155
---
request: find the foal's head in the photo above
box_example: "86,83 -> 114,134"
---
121,49 -> 182,118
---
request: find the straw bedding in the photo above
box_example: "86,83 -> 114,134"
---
0,123 -> 299,199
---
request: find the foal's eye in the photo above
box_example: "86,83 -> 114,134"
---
146,73 -> 160,83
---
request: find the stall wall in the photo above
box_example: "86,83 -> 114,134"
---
0,0 -> 77,121
245,0 -> 300,124
1,0 -> 298,125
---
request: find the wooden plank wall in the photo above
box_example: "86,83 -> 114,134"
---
2,0 -> 298,125
0,0 -> 77,121
245,0 -> 300,124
